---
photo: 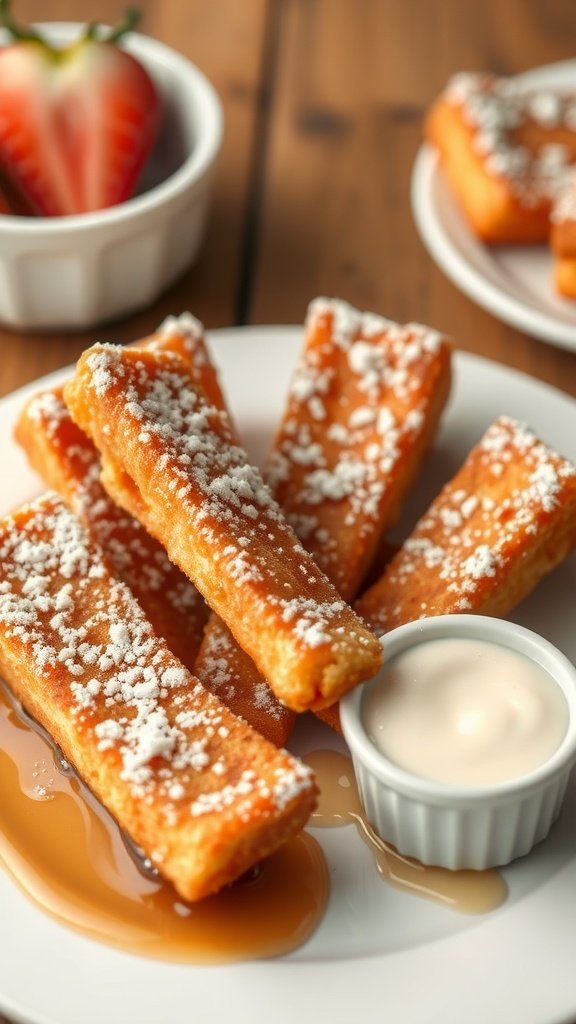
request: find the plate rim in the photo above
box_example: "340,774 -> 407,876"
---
1,324 -> 576,1024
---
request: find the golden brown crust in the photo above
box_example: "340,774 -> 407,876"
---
356,416 -> 576,634
64,343 -> 383,713
196,298 -> 451,738
550,177 -> 576,296
193,616 -> 296,747
551,208 -> 576,259
266,298 -> 452,599
141,313 -> 228,411
14,316 -> 219,670
426,73 -> 576,244
16,315 -> 294,745
0,493 -> 317,902
554,255 -> 576,297
15,386 -> 209,669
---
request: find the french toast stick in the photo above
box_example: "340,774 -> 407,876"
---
267,298 -> 452,596
0,493 -> 317,902
356,416 -> 576,633
14,314 -> 213,669
195,297 -> 452,735
193,615 -> 296,745
17,316 -> 295,743
64,343 -> 383,713
426,72 -> 576,243
551,175 -> 576,297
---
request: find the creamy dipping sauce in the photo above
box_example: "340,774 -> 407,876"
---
363,637 -> 569,786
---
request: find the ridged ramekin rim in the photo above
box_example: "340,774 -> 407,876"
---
341,614 -> 576,809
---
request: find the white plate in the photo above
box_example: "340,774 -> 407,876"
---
1,326 -> 576,1024
411,60 -> 576,352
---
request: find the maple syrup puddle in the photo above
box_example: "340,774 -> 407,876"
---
304,749 -> 507,915
0,681 -> 329,964
0,682 -> 507,969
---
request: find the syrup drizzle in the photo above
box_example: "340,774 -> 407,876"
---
0,679 -> 506,971
304,749 -> 507,914
0,680 -> 329,963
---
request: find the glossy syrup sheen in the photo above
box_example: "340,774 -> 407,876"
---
0,681 -> 329,963
0,683 -> 506,967
304,749 -> 507,914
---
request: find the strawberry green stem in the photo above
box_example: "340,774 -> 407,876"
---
0,1 -> 140,47
104,8 -> 140,42
84,8 -> 141,43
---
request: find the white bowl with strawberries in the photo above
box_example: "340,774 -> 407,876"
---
0,6 -> 223,331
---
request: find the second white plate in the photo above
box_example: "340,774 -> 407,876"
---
411,60 -> 576,352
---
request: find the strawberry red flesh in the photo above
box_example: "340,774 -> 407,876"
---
0,6 -> 160,216
0,183 -> 10,213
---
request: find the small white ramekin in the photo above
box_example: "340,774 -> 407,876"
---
0,24 -> 223,331
340,615 -> 576,870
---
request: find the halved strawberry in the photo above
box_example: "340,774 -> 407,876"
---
0,4 -> 160,216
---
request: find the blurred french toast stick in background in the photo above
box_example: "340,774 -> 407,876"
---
551,174 -> 576,298
356,416 -> 576,634
0,493 -> 317,902
64,340 -> 383,713
425,72 -> 576,244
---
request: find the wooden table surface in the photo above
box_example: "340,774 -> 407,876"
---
2,0 -> 576,405
0,2 -> 576,1022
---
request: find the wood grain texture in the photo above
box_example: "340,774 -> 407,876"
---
3,0 -> 576,398
250,0 -> 576,396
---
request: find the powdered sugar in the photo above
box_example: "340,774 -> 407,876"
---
0,494 -> 314,820
551,173 -> 576,224
159,311 -> 204,349
445,72 -> 576,205
74,343 -> 377,679
266,298 -> 450,597
22,387 -> 208,669
358,416 -> 576,632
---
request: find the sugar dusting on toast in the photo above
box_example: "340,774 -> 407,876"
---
266,297 -> 450,592
357,416 -> 576,632
445,72 -> 576,203
68,342 -> 382,711
24,389 -> 205,622
0,493 -> 314,814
